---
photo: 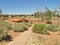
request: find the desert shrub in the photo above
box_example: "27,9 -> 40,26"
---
0,21 -> 12,41
23,22 -> 32,27
0,21 -> 12,30
21,24 -> 28,30
48,24 -> 58,32
21,22 -> 32,30
5,22 -> 12,30
32,23 -> 49,34
0,26 -> 8,41
57,26 -> 60,31
12,23 -> 29,32
12,23 -> 24,32
20,22 -> 32,27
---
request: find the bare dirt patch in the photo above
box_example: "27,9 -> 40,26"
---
33,32 -> 60,45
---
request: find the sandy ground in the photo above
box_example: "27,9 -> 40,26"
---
7,26 -> 33,45
32,32 -> 60,45
26,34 -> 44,45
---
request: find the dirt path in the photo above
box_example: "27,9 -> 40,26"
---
26,34 -> 44,45
7,26 -> 33,45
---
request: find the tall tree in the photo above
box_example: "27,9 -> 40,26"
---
54,10 -> 59,17
44,7 -> 52,24
0,8 -> 2,14
0,8 -> 2,18
34,12 -> 40,17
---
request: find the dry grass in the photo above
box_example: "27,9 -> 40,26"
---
33,32 -> 60,45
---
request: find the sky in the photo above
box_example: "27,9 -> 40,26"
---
0,0 -> 60,14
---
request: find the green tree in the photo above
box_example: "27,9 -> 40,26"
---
0,8 -> 2,18
53,10 -> 60,17
44,7 -> 52,24
34,12 -> 40,17
0,9 -> 2,14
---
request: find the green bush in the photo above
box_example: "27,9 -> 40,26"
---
23,22 -> 32,27
57,26 -> 60,31
0,21 -> 12,41
12,23 -> 29,32
12,23 -> 24,32
21,22 -> 32,30
0,21 -> 31,41
32,23 -> 49,34
48,24 -> 58,32
21,24 -> 28,31
0,26 -> 8,41
0,21 -> 12,30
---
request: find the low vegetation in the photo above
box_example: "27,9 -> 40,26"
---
22,22 -> 32,27
48,24 -> 60,32
0,21 -> 12,41
32,23 -> 60,34
32,23 -> 49,34
0,21 -> 12,30
12,23 -> 24,32
12,22 -> 32,32
0,21 -> 32,41
0,26 -> 8,41
12,23 -> 28,32
48,24 -> 59,32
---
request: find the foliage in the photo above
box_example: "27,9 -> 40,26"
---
12,26 -> 24,32
48,24 -> 59,32
33,7 -> 60,24
0,21 -> 31,41
0,21 -> 11,41
53,10 -> 60,17
22,22 -> 32,27
0,21 -> 12,30
21,24 -> 28,31
0,27 -> 8,41
12,22 -> 31,32
12,23 -> 24,32
32,23 -> 60,34
0,8 -> 2,14
32,23 -> 49,34
48,24 -> 60,32
56,26 -> 60,31
34,12 -> 40,17
0,21 -> 13,41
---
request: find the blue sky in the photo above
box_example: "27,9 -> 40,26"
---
0,0 -> 60,14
